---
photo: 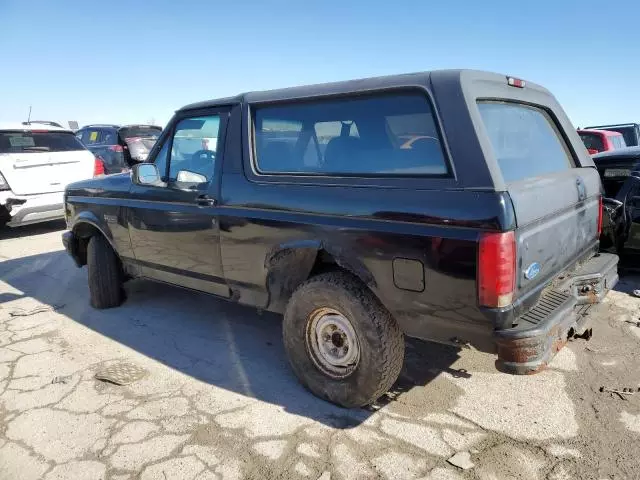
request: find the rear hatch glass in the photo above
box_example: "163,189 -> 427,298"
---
0,131 -> 86,153
120,126 -> 161,162
478,102 -> 574,183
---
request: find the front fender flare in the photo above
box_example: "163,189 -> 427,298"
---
69,211 -> 119,263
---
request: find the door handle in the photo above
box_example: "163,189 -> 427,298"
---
196,194 -> 217,207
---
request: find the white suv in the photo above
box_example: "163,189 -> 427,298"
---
0,123 -> 97,228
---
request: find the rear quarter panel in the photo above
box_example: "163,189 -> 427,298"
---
219,172 -> 514,351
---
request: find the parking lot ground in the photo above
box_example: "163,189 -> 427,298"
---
0,222 -> 639,480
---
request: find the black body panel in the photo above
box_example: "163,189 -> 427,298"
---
64,69 -> 616,362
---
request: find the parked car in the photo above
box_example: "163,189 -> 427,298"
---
75,124 -> 162,175
577,129 -> 626,154
585,123 -> 640,147
62,70 -> 618,407
592,147 -> 640,262
0,123 -> 98,228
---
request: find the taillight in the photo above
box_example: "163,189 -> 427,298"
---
109,145 -> 124,153
93,157 -> 105,176
478,231 -> 516,308
597,196 -> 603,237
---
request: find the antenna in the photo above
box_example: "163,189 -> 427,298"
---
27,106 -> 32,123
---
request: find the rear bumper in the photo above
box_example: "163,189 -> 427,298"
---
0,190 -> 64,227
494,252 -> 618,374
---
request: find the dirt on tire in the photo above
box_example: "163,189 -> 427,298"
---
283,271 -> 404,408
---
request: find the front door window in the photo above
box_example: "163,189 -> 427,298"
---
168,115 -> 221,183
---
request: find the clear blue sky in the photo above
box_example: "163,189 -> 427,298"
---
1,0 -> 637,129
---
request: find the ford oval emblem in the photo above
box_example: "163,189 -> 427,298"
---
524,262 -> 541,280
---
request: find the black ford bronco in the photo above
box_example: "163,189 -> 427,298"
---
62,70 -> 618,407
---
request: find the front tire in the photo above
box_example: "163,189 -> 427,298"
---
87,235 -> 124,309
283,271 -> 404,408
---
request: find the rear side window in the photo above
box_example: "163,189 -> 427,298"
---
478,102 -> 574,183
0,131 -> 86,153
81,129 -> 102,145
612,135 -> 627,149
608,127 -> 636,147
253,92 -> 449,176
102,130 -> 117,145
578,132 -> 604,152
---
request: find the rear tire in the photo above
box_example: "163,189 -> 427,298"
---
283,271 -> 404,408
87,235 -> 124,309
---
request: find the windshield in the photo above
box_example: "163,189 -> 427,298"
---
478,101 -> 574,183
0,131 -> 86,153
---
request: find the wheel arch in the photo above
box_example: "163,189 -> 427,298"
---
264,239 -> 377,313
70,212 -> 118,266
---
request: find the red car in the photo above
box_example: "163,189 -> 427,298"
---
577,129 -> 626,155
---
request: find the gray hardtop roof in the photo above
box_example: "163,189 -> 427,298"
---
178,69 -> 548,112
586,123 -> 639,129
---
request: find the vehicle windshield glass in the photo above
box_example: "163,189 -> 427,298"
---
0,131 -> 86,153
578,132 -> 604,152
477,101 -> 574,183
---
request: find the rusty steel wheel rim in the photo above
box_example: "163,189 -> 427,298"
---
306,307 -> 360,379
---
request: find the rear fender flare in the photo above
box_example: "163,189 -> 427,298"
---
321,243 -> 376,288
264,240 -> 376,312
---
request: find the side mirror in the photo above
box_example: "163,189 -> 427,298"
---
176,170 -> 207,184
587,148 -> 599,155
132,163 -> 162,186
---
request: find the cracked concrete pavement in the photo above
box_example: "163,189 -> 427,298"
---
0,221 -> 639,480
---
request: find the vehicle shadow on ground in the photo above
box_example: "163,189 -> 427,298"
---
0,219 -> 66,240
0,250 -> 465,428
613,269 -> 640,295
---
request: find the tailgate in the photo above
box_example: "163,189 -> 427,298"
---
509,168 -> 601,298
0,130 -> 95,195
1,150 -> 95,195
476,98 -> 602,301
